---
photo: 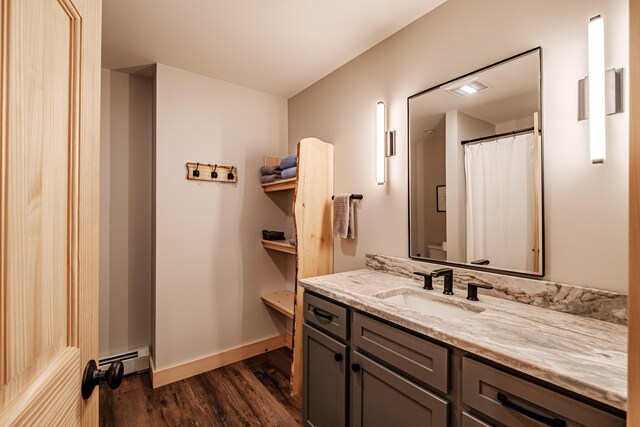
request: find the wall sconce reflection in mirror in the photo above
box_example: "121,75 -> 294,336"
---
578,14 -> 624,164
376,101 -> 396,185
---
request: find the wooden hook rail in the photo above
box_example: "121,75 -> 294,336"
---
186,162 -> 238,183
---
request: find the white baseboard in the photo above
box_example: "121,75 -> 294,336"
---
150,333 -> 290,388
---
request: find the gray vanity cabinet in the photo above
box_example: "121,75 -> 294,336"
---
302,292 -> 625,427
302,323 -> 348,427
351,351 -> 449,426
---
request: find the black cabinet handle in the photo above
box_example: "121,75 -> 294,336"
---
312,307 -> 333,321
334,353 -> 343,362
497,392 -> 566,427
351,363 -> 360,372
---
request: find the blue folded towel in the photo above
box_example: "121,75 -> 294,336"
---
281,166 -> 297,179
280,154 -> 297,170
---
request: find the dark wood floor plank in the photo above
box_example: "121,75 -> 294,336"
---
243,350 -> 302,423
101,372 -> 151,427
197,368 -> 262,426
222,363 -> 300,427
100,348 -> 301,426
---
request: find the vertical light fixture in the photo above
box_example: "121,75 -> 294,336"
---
376,101 -> 386,184
588,15 -> 606,163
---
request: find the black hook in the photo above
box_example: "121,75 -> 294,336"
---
210,164 -> 218,179
227,166 -> 235,180
193,162 -> 200,177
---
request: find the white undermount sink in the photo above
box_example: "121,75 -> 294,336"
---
377,289 -> 483,321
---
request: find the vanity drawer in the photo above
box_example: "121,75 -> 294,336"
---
303,293 -> 348,340
352,312 -> 449,393
462,357 -> 625,427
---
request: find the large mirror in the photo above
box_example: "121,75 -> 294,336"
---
409,48 -> 543,276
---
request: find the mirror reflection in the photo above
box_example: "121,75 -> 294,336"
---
409,49 -> 543,275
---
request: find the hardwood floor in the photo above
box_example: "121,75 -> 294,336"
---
99,347 -> 302,426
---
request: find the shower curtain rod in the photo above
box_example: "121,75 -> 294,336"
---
461,127 -> 540,145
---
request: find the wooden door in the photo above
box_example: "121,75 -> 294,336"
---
0,0 -> 101,425
629,0 -> 639,424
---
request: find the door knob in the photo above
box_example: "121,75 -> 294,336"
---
351,363 -> 361,372
82,359 -> 124,400
334,353 -> 343,362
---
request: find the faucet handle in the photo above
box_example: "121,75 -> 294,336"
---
466,282 -> 493,301
413,272 -> 433,290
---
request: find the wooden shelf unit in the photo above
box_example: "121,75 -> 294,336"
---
261,239 -> 296,255
262,177 -> 296,193
260,140 -> 334,396
261,290 -> 294,318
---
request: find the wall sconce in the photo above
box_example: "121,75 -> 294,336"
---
376,101 -> 396,185
578,15 -> 624,164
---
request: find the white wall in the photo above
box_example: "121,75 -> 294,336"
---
288,0 -> 629,292
153,64 -> 290,369
99,69 -> 153,357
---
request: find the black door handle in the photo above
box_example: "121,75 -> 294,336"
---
351,363 -> 360,372
312,307 -> 333,321
334,353 -> 343,362
497,392 -> 566,427
82,360 -> 124,400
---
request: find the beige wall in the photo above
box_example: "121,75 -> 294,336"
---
288,0 -> 629,292
153,64 -> 290,369
412,117 -> 446,257
99,69 -> 154,357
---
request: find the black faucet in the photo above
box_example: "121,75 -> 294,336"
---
413,272 -> 433,290
431,268 -> 454,295
466,282 -> 494,301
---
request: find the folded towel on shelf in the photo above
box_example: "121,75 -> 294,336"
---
281,167 -> 297,179
333,195 -> 355,239
280,154 -> 297,170
262,230 -> 286,241
260,164 -> 282,176
260,174 -> 282,184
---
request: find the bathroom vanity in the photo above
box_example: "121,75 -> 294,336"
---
300,259 -> 627,427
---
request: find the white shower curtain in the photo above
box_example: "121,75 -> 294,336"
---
464,133 -> 535,272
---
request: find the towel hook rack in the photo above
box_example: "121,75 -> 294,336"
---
186,162 -> 238,183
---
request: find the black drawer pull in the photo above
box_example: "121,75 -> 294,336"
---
334,353 -> 343,362
312,307 -> 333,321
351,363 -> 360,372
497,392 -> 566,427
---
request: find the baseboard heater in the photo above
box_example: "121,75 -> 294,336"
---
99,346 -> 150,375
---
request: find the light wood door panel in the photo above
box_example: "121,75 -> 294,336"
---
629,0 -> 639,424
0,0 -> 101,425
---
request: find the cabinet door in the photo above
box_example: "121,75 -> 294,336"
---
351,351 -> 449,427
303,324 -> 348,427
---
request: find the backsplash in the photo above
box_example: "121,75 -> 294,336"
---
366,254 -> 627,325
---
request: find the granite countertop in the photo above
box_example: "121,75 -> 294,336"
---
300,269 -> 627,411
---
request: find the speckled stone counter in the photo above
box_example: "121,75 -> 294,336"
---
299,268 -> 627,411
367,254 -> 628,325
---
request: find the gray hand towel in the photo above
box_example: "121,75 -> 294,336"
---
333,195 -> 355,239
261,174 -> 281,184
260,164 -> 282,176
